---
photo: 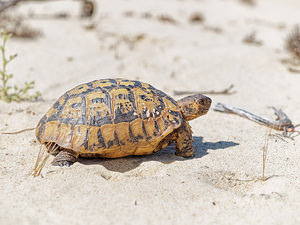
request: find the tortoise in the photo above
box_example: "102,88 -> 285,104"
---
33,78 -> 211,175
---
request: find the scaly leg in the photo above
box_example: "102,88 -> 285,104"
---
52,149 -> 78,167
175,121 -> 194,157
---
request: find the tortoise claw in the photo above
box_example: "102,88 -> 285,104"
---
52,160 -> 73,167
51,149 -> 77,167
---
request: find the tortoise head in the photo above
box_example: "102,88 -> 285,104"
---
177,94 -> 212,121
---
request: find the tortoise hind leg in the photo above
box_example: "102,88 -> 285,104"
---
175,121 -> 194,158
52,149 -> 78,167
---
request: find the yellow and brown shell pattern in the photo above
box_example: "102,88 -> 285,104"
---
36,79 -> 183,158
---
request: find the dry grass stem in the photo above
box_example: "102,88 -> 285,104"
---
0,0 -> 21,13
32,143 -> 59,177
1,0 -> 95,17
1,127 -> 35,134
213,103 -> 295,133
174,84 -> 236,96
32,135 -> 62,177
262,127 -> 272,181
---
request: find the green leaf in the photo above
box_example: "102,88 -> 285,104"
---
0,30 -> 42,103
9,54 -> 17,61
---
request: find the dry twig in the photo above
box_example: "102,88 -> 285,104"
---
0,0 -> 95,17
262,127 -> 271,181
0,0 -> 21,13
32,133 -> 65,177
32,141 -> 60,177
1,127 -> 34,134
213,103 -> 299,138
174,84 -> 236,96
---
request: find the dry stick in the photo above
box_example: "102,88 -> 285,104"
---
213,103 -> 295,132
32,142 -> 51,176
36,145 -> 56,176
0,0 -> 21,13
173,84 -> 236,96
33,143 -> 47,175
33,142 -> 51,177
1,127 -> 35,134
0,0 -> 94,14
213,104 -> 297,181
262,127 -> 272,181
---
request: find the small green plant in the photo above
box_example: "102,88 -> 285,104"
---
0,30 -> 41,103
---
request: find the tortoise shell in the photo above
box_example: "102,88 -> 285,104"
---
36,79 -> 184,158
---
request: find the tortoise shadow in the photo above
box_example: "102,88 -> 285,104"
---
77,136 -> 239,173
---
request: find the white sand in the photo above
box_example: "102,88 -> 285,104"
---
1,0 -> 300,224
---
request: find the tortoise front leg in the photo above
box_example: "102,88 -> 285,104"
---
52,149 -> 78,167
175,121 -> 194,158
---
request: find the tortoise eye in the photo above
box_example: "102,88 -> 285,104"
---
200,99 -> 205,105
185,105 -> 194,113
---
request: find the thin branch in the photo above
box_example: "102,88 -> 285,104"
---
213,103 -> 295,132
174,84 -> 236,96
0,0 -> 21,13
1,127 -> 34,134
262,127 -> 271,181
0,0 -> 95,17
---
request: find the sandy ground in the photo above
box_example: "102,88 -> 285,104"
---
1,0 -> 300,224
